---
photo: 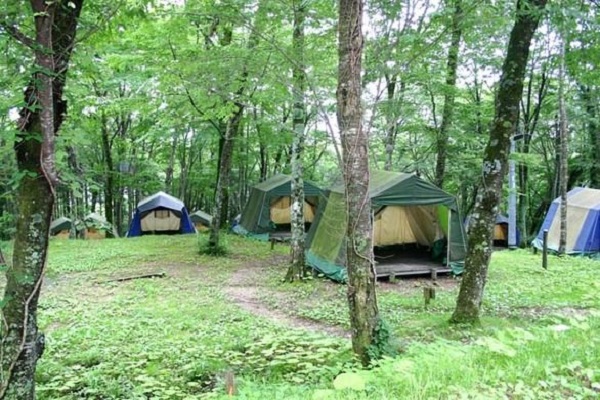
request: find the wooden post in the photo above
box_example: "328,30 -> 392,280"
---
446,209 -> 451,266
423,286 -> 436,306
542,229 -> 548,270
430,268 -> 438,281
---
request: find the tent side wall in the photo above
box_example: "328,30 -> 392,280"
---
305,192 -> 348,282
574,208 -> 600,252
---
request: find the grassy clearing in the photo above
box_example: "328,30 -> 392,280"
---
1,235 -> 599,399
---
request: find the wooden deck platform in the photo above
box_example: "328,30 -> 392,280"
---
374,256 -> 450,278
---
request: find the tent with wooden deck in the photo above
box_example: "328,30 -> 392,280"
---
305,170 -> 468,282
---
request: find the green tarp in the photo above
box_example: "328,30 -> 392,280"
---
306,170 -> 468,282
236,174 -> 324,237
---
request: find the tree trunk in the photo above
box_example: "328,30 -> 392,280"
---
434,0 -> 463,187
1,1 -> 84,397
100,113 -> 115,238
337,0 -> 381,366
209,112 -> 243,250
557,39 -> 568,255
208,1 -> 266,252
286,0 -> 307,281
450,0 -> 547,325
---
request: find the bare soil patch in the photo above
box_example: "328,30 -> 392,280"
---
224,255 -> 350,338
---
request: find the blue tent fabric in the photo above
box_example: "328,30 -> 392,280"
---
127,191 -> 196,237
532,187 -> 600,255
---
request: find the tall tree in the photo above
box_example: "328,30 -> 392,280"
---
557,37 -> 568,254
0,0 -> 84,397
287,0 -> 308,281
450,0 -> 547,324
434,0 -> 463,187
337,0 -> 381,365
208,0 -> 266,252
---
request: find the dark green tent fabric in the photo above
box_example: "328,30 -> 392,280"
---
190,210 -> 213,226
237,174 -> 324,236
50,217 -> 72,235
306,170 -> 468,282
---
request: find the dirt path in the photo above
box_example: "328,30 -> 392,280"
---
224,256 -> 350,338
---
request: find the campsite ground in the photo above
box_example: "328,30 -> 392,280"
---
0,235 -> 599,399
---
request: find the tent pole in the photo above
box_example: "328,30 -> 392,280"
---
447,209 -> 451,266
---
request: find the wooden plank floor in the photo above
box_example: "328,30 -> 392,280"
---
374,256 -> 450,278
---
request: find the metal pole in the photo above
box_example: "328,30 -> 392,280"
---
542,229 -> 548,269
508,137 -> 517,248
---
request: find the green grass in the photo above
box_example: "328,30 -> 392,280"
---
1,236 -> 599,399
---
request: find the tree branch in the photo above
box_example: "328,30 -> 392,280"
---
0,22 -> 36,49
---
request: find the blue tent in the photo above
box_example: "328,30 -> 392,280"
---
127,191 -> 196,237
532,187 -> 600,256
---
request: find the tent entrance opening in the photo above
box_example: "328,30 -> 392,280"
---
372,205 -> 450,277
270,196 -> 317,232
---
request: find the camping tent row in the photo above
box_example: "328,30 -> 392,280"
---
235,172 -> 468,281
532,187 -> 600,257
50,213 -> 116,239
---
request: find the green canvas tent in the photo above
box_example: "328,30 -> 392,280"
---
234,174 -> 324,239
306,170 -> 468,282
190,210 -> 213,231
50,217 -> 73,238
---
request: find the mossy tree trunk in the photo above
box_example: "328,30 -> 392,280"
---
450,0 -> 547,325
337,0 -> 381,366
1,1 -> 84,397
287,0 -> 307,281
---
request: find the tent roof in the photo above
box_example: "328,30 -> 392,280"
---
137,191 -> 185,213
251,174 -> 323,197
330,170 -> 459,210
554,187 -> 600,209
84,212 -> 106,223
50,217 -> 72,231
190,210 -> 213,224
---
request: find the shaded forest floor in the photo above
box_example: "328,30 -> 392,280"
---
0,234 -> 599,399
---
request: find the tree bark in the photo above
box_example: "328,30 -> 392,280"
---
337,0 -> 381,366
557,39 -> 568,255
1,1 -> 84,397
434,0 -> 463,187
450,0 -> 547,325
286,0 -> 307,281
100,113 -> 115,238
209,112 -> 243,250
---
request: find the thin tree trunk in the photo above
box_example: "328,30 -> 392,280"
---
557,39 -> 568,255
1,1 -> 84,397
337,0 -> 381,366
581,87 -> 599,188
434,0 -> 463,187
208,1 -> 266,252
450,0 -> 547,325
100,113 -> 115,238
209,113 -> 242,250
287,0 -> 307,281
